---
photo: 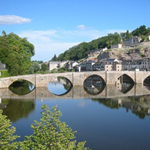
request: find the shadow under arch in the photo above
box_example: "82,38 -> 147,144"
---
143,76 -> 150,90
9,79 -> 35,95
117,74 -> 134,94
47,76 -> 73,96
83,74 -> 106,95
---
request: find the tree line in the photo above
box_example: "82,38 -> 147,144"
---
51,25 -> 150,61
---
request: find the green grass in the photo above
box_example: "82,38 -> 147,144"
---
0,70 -> 10,78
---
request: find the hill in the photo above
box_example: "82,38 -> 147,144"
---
51,25 -> 150,61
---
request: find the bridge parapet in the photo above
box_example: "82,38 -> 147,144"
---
0,71 -> 150,89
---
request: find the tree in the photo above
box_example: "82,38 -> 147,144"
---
28,62 -> 40,74
0,31 -> 35,76
20,105 -> 89,150
0,110 -> 20,150
51,54 -> 57,61
41,63 -> 48,71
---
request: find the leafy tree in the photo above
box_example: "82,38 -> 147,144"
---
0,110 -> 20,150
0,31 -> 35,76
20,105 -> 89,150
41,63 -> 48,71
28,62 -> 40,74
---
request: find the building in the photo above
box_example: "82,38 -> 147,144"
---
86,60 -> 95,71
49,61 -> 60,71
124,36 -> 142,47
141,58 -> 150,71
103,58 -> 122,71
93,62 -> 105,71
122,59 -> 143,71
111,44 -> 123,49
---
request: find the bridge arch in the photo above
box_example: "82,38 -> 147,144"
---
83,74 -> 106,95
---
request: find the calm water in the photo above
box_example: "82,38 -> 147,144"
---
1,78 -> 150,150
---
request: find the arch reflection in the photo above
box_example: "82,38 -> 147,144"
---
47,77 -> 72,96
9,80 -> 35,95
117,74 -> 134,94
143,76 -> 150,90
83,75 -> 106,95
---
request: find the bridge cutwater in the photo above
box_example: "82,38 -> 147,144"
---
0,71 -> 150,89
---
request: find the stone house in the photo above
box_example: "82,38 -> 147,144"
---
122,59 -> 143,71
64,60 -> 74,70
124,36 -> 142,47
103,58 -> 122,71
86,60 -> 95,71
140,58 -> 150,71
49,61 -> 60,71
111,43 -> 123,49
93,62 -> 105,71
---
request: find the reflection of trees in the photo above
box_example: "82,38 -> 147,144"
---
92,95 -> 150,119
9,80 -> 35,95
2,99 -> 35,122
92,99 -> 120,109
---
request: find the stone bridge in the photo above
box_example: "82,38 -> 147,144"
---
0,71 -> 150,88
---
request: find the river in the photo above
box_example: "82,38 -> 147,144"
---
1,77 -> 150,150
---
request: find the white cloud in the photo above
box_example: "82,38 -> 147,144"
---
0,15 -> 31,25
18,27 -> 126,61
76,25 -> 87,30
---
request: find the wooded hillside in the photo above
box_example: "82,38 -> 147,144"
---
51,25 -> 150,61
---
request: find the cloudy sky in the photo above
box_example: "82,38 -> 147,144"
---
0,0 -> 150,61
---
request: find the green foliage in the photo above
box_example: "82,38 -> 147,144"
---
141,53 -> 145,57
20,104 -> 89,150
41,63 -> 48,71
51,54 -> 57,61
28,62 -> 40,74
32,60 -> 43,64
0,110 -> 20,150
0,70 -> 10,77
0,105 -> 89,149
0,31 -> 34,76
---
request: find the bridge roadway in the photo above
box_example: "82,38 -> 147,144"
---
0,84 -> 150,99
0,71 -> 150,88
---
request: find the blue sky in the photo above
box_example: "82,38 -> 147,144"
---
0,0 -> 150,61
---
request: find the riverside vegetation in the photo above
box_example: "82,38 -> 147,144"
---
0,104 -> 90,150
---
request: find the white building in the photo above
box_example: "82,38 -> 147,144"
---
49,61 -> 60,71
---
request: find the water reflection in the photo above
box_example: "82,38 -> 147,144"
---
117,74 -> 134,94
1,98 -> 35,122
47,77 -> 72,96
9,80 -> 35,95
92,95 -> 150,119
83,75 -> 106,95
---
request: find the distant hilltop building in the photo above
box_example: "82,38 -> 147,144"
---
124,36 -> 142,47
111,43 -> 123,49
